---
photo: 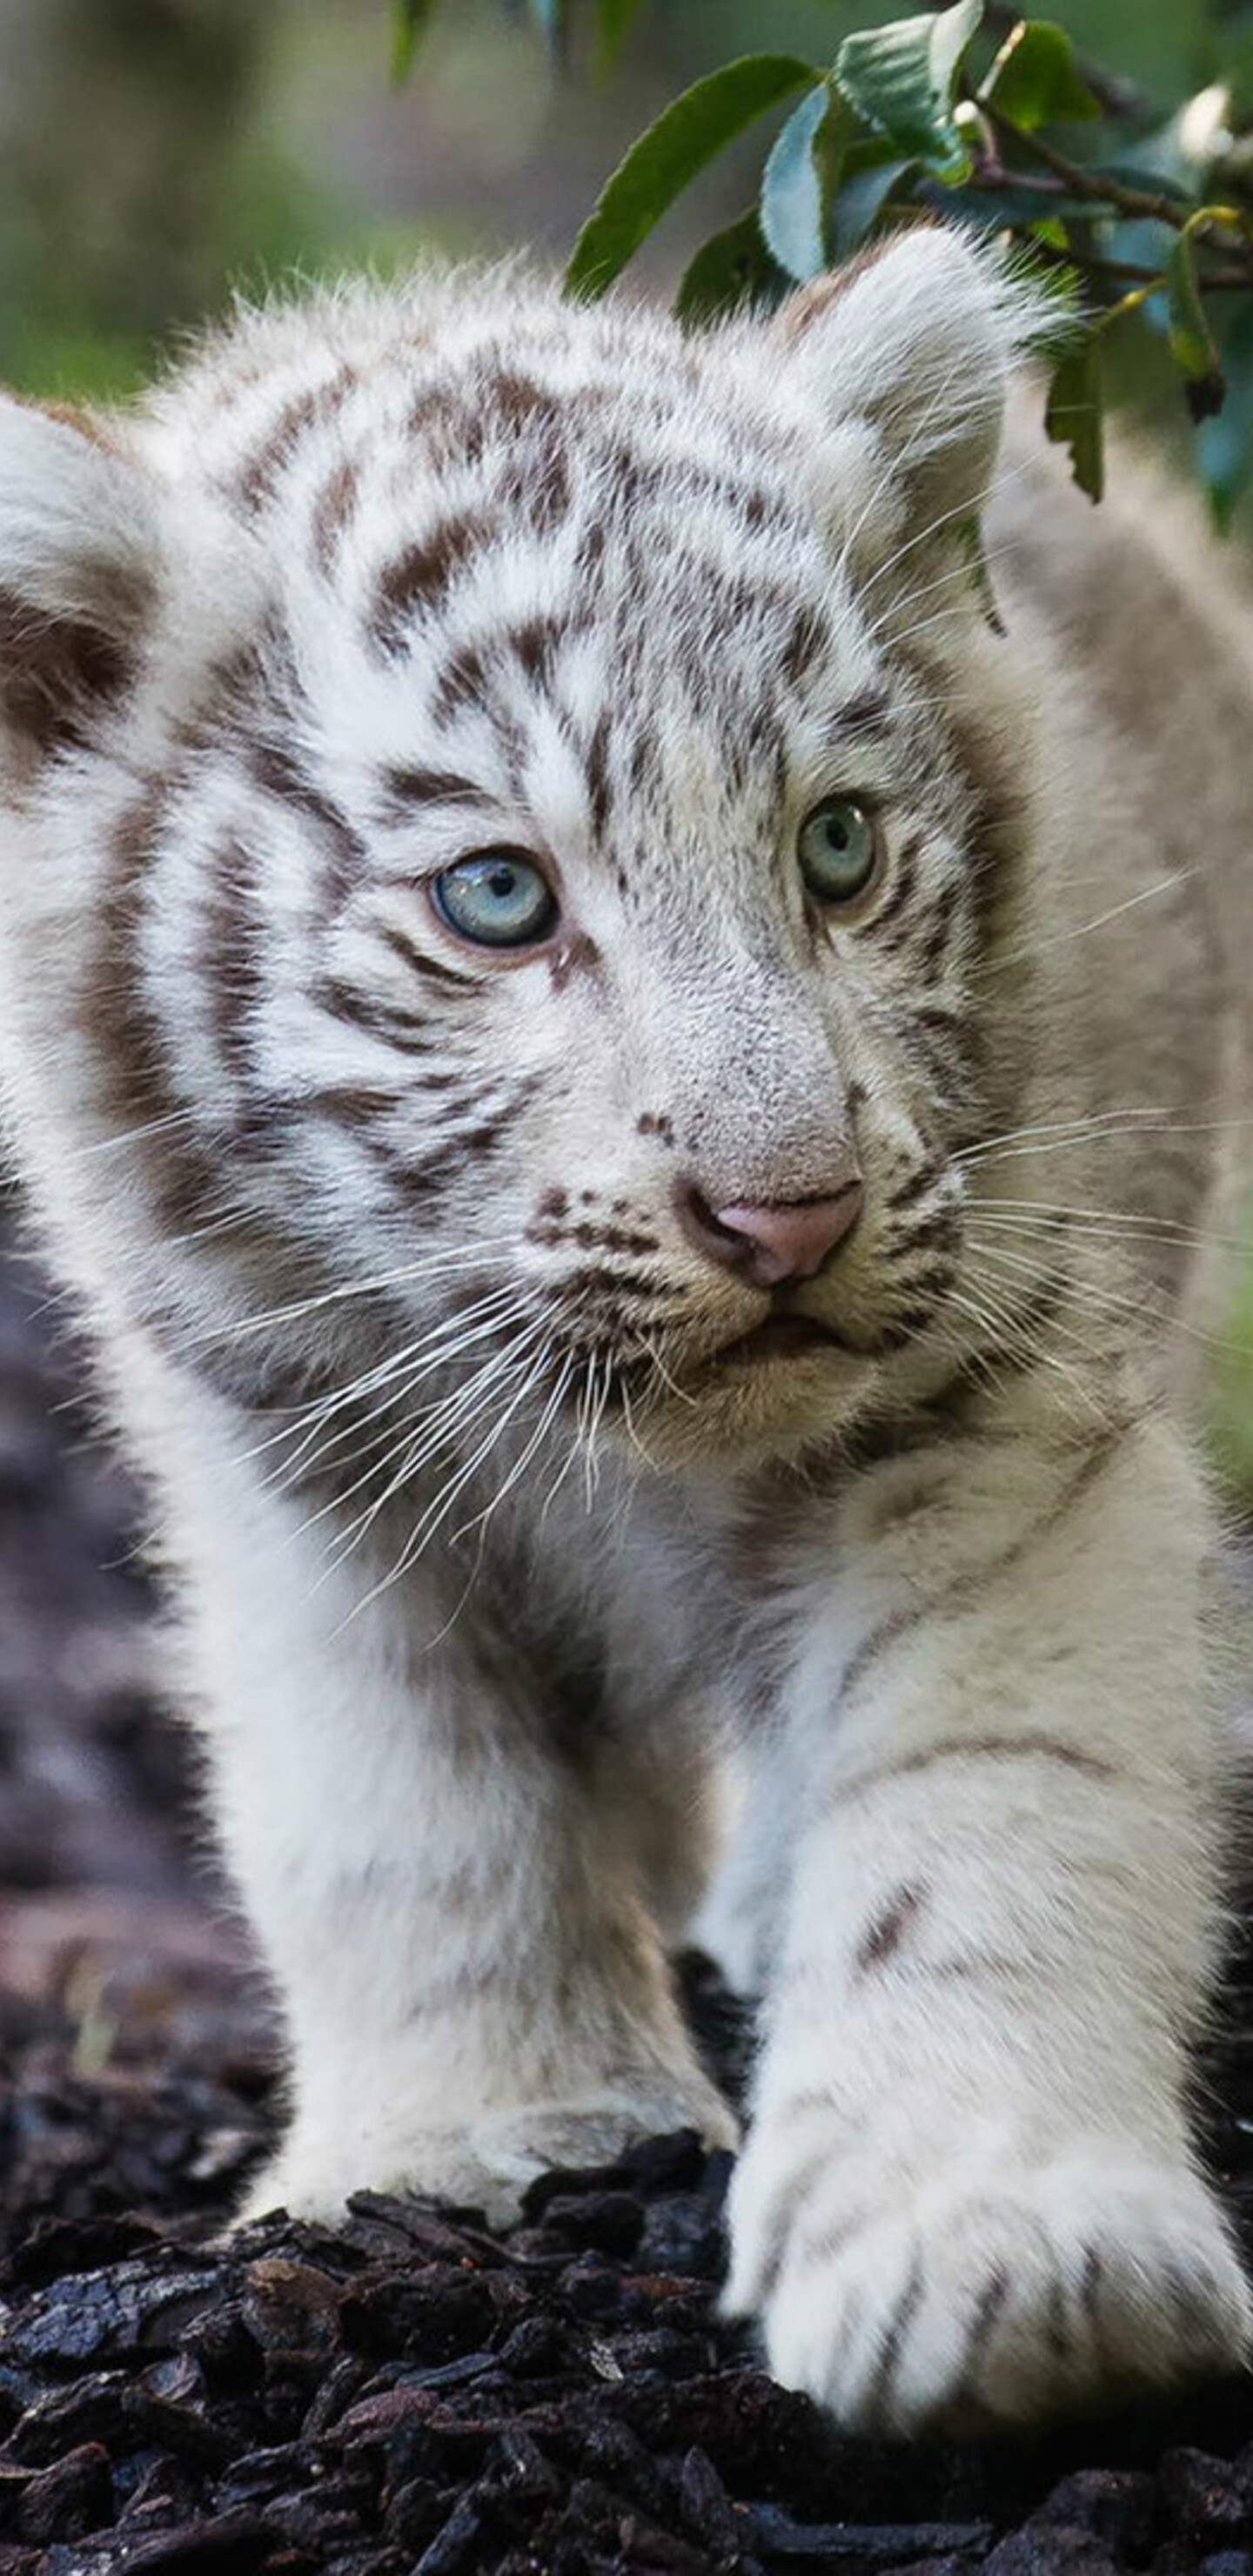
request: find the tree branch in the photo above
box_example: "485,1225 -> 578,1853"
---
985,103 -> 1252,246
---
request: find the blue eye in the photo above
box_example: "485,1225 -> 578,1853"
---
797,798 -> 881,908
432,849 -> 559,949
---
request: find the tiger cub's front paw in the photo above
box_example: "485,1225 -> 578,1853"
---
726,2119 -> 1251,2435
239,2072 -> 738,2236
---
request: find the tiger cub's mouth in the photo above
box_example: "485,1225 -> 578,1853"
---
714,1311 -> 848,1367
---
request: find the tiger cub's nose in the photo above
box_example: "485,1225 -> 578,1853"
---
676,1179 -> 864,1288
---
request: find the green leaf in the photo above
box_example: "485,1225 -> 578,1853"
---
935,178 -> 1107,228
1220,30 -> 1253,127
675,210 -> 785,324
594,0 -> 646,77
760,82 -> 851,281
1199,297 -> 1253,528
1166,225 -> 1225,419
1044,337 -> 1103,500
1096,163 -> 1193,205
830,142 -> 915,253
835,0 -> 983,180
566,53 -> 816,299
979,20 -> 1100,131
390,0 -> 439,84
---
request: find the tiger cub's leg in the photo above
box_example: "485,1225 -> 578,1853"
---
727,1413 -> 1251,2432
162,1443 -> 734,2227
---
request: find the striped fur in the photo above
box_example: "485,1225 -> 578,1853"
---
0,231 -> 1250,2432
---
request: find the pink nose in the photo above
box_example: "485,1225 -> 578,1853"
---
678,1180 -> 864,1288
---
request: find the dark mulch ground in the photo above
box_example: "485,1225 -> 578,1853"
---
4,1211 -> 1253,2575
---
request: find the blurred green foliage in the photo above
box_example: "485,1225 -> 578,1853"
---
1209,1231 -> 1253,1505
397,1 -> 1253,521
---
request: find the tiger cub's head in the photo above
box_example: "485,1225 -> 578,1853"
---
0,231 -> 1043,1470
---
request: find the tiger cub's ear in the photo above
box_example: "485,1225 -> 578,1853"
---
0,396 -> 162,755
772,226 -> 1049,560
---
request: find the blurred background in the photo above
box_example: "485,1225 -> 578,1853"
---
0,0 -> 1236,393
3,0 -> 1253,2239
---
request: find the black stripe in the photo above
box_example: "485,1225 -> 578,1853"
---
870,831 -> 924,943
831,1731 -> 1122,1810
884,1157 -> 945,1213
432,641 -> 489,723
380,766 -> 492,817
370,513 -> 492,654
234,369 -> 352,514
250,741 -> 369,903
83,784 -> 224,1235
200,837 -> 267,1087
312,974 -> 434,1055
888,1206 -> 961,1255
866,2256 -> 925,2423
826,686 -> 893,741
377,923 -> 479,991
914,878 -> 962,981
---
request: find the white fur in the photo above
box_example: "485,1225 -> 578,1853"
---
0,233 -> 1249,2433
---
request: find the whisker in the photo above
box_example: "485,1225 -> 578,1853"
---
617,1368 -> 660,1475
276,1288 -> 523,1450
184,1242 -> 516,1349
539,1353 -> 591,1527
959,1113 -> 1253,1172
956,1106 -> 1177,1161
967,1231 -> 1253,1360
944,1277 -> 1110,1432
644,1335 -> 700,1411
969,1201 -> 1251,1257
864,531 -> 1028,626
850,381 -> 1037,608
226,1285 -> 522,1478
873,594 -> 986,654
323,1318 -> 551,1566
578,1348 -> 606,1511
452,1350 -> 575,1551
65,1105 -> 214,1162
585,1348 -> 614,1498
297,1338 -> 529,1547
344,1338 -> 555,1621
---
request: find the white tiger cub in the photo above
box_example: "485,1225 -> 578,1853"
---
0,225 -> 1250,2435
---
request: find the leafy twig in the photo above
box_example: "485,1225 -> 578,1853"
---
985,101 -> 1251,244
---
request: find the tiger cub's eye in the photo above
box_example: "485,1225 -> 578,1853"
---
797,798 -> 881,909
432,850 -> 559,949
